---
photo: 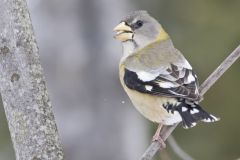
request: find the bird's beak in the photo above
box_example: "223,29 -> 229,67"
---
113,22 -> 133,42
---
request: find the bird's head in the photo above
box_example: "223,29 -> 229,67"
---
113,10 -> 169,51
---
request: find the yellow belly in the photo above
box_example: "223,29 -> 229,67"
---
119,64 -> 179,123
124,87 -> 177,123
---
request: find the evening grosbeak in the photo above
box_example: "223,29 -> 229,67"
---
113,10 -> 219,141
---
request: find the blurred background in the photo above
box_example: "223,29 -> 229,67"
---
0,0 -> 240,159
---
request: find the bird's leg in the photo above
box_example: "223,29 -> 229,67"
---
152,123 -> 163,141
152,123 -> 166,148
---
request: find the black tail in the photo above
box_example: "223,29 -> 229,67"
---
174,101 -> 220,129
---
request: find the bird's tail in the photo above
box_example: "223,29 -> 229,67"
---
174,101 -> 220,129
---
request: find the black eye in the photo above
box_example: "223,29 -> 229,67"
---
132,20 -> 144,29
136,20 -> 143,27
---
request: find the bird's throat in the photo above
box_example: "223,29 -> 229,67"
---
121,28 -> 169,60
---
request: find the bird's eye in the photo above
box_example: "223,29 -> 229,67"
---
132,20 -> 144,29
136,20 -> 143,27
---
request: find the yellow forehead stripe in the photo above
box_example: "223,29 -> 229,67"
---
156,27 -> 169,42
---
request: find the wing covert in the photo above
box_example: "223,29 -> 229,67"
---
123,64 -> 200,101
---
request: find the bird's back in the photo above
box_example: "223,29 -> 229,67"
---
122,39 -> 192,75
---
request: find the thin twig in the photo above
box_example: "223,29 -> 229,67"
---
199,45 -> 240,95
167,135 -> 195,160
140,124 -> 178,160
140,45 -> 240,160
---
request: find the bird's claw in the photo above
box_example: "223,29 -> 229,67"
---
152,135 -> 166,148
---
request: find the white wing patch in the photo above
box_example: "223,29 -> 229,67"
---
158,81 -> 178,88
182,107 -> 188,112
187,73 -> 195,83
169,90 -> 185,96
202,118 -> 212,122
202,115 -> 220,122
137,71 -> 158,82
145,85 -> 153,91
191,122 -> 197,127
190,108 -> 199,114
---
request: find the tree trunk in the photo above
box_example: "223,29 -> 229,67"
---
0,0 -> 64,159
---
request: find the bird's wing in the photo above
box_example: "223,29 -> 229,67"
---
123,41 -> 200,101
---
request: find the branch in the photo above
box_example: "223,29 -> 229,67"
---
140,124 -> 178,160
0,0 -> 64,159
199,45 -> 240,95
140,45 -> 240,160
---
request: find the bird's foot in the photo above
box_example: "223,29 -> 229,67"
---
152,134 -> 166,148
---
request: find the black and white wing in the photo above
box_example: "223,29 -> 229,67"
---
124,63 -> 200,101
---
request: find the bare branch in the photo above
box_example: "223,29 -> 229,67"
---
140,124 -> 178,160
199,45 -> 240,95
140,45 -> 240,160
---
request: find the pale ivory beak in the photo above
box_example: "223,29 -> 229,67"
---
113,22 -> 133,42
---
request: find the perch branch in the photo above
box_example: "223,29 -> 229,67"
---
140,45 -> 240,160
199,45 -> 240,95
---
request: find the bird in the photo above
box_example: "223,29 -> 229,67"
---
113,10 -> 219,143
